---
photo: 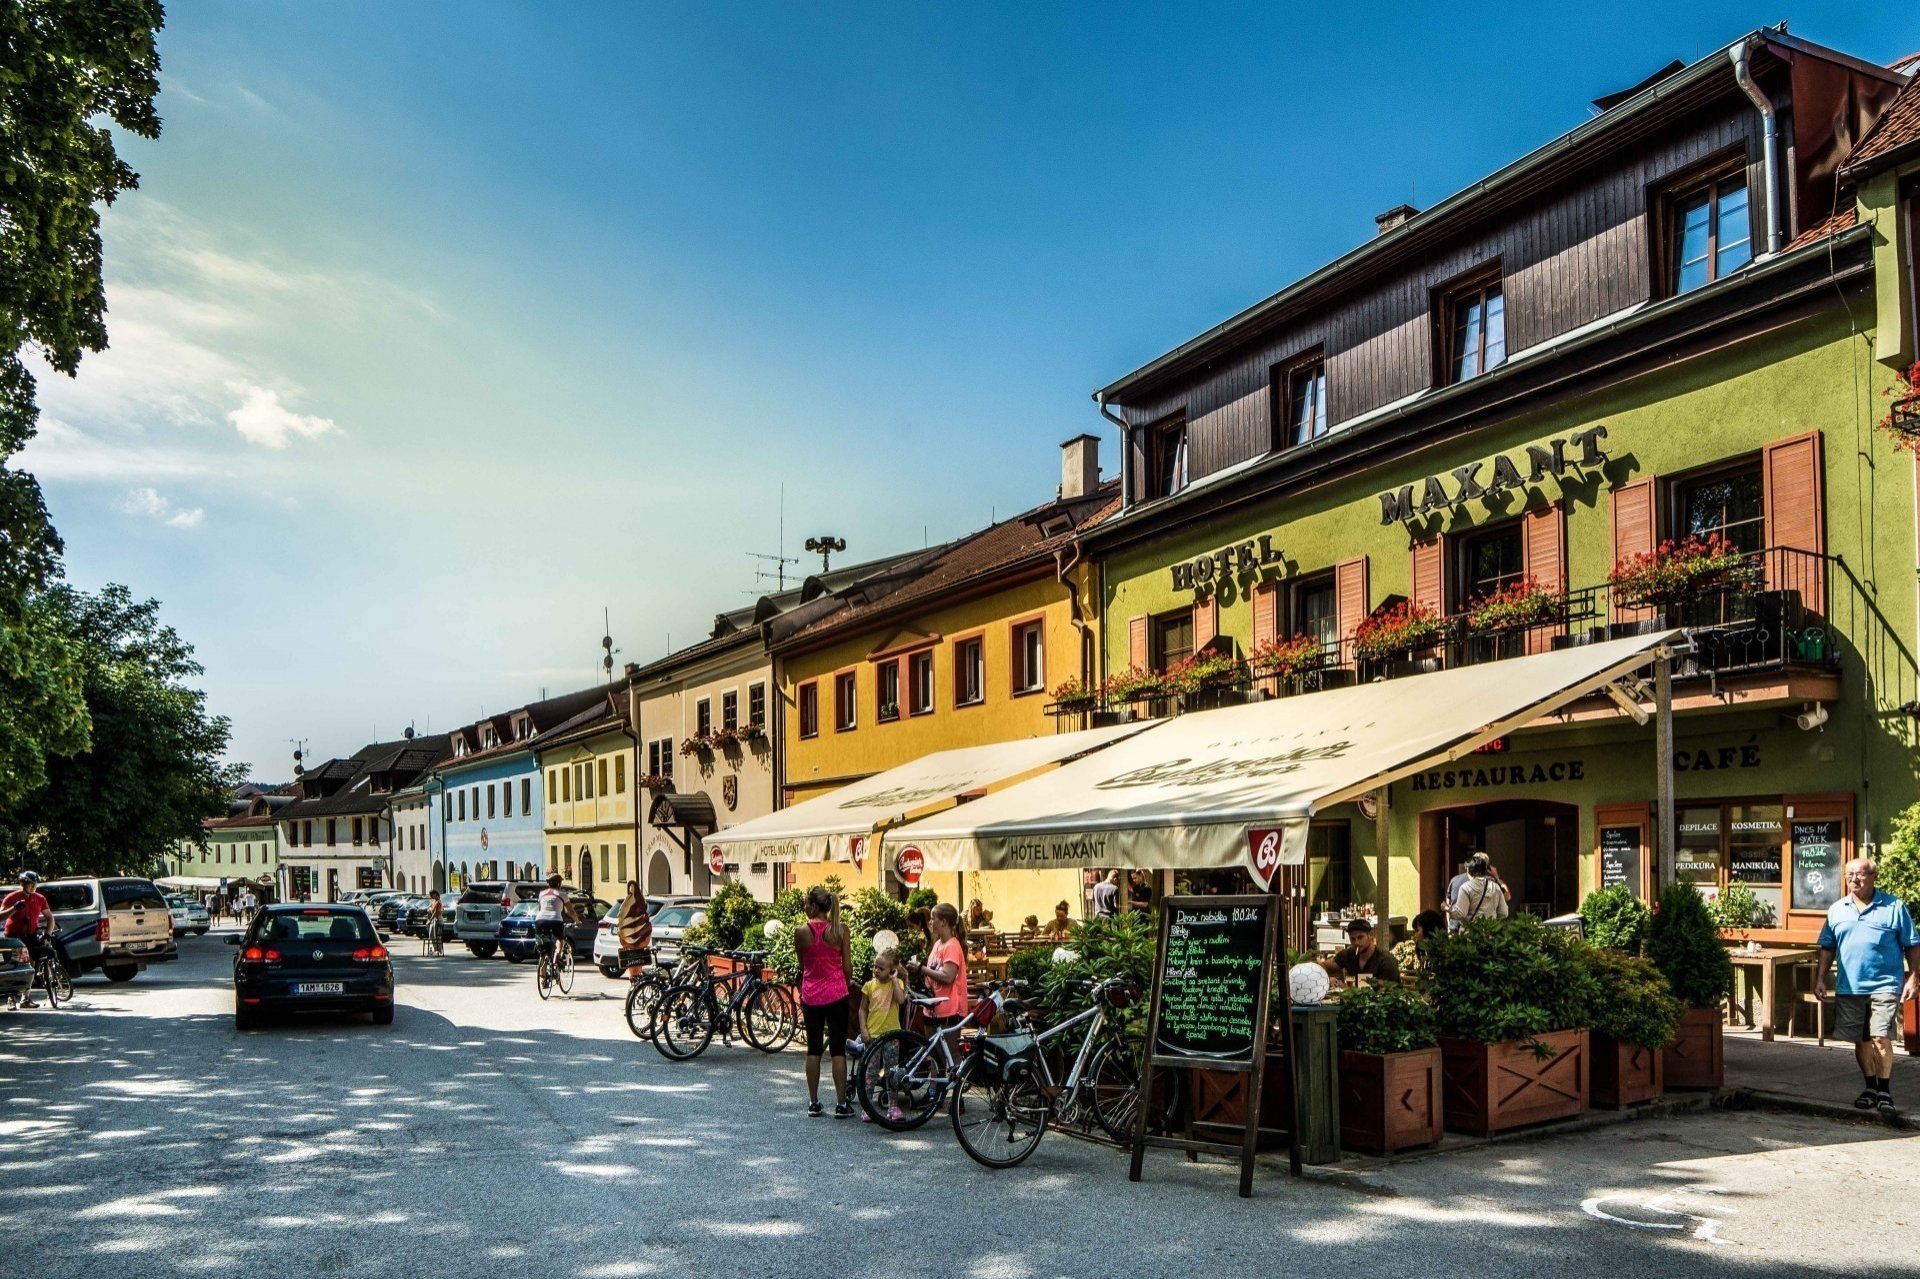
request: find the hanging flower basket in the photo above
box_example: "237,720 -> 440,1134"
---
1102,666 -> 1163,702
1249,633 -> 1324,678
737,722 -> 766,743
1465,576 -> 1564,633
1876,360 -> 1920,452
679,734 -> 714,757
1353,602 -> 1446,661
710,726 -> 740,750
1607,534 -> 1760,610
1048,675 -> 1101,711
639,773 -> 671,790
1159,650 -> 1241,697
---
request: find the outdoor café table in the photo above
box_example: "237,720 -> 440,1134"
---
1727,946 -> 1820,1042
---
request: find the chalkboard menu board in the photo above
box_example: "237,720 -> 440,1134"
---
1154,902 -> 1271,1062
1598,826 -> 1641,896
1791,820 -> 1844,911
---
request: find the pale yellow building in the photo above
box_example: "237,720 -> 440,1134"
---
536,694 -> 639,899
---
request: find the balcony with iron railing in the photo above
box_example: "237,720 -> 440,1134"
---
1047,545 -> 1839,729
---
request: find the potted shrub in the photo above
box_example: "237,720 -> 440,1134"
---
1607,534 -> 1761,611
1336,983 -> 1443,1153
1877,801 -> 1920,1053
1706,882 -> 1770,951
709,726 -> 740,750
1353,602 -> 1446,665
1418,915 -> 1597,1135
1464,575 -> 1563,633
1647,882 -> 1734,1089
638,772 -> 671,791
737,721 -> 766,744
1579,885 -> 1651,954
1581,947 -> 1681,1108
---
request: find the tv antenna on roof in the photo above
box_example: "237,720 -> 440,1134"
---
747,482 -> 799,593
602,608 -> 620,683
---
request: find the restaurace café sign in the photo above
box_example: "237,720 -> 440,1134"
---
1377,426 -> 1611,525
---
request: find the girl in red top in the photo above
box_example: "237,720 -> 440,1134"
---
795,886 -> 853,1117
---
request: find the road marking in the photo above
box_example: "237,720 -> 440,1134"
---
1581,1182 -> 1734,1245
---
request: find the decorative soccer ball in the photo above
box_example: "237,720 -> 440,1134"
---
1288,961 -> 1331,1005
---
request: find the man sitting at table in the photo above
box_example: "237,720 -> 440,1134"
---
1322,918 -> 1401,985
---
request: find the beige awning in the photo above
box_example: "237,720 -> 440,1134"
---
879,631 -> 1679,877
706,721 -> 1159,866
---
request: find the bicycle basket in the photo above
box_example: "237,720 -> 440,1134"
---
972,1032 -> 1040,1086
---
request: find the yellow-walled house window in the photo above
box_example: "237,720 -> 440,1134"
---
562,768 -> 571,802
598,758 -> 609,797
617,844 -> 627,879
548,769 -> 558,802
614,755 -> 626,794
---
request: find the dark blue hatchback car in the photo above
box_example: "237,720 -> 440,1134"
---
498,896 -> 608,963
230,904 -> 395,1029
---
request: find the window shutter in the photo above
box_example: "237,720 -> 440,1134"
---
1409,538 -> 1445,614
1762,431 -> 1826,615
1522,501 -> 1567,653
1251,580 -> 1280,648
1192,595 -> 1219,650
1334,557 -> 1369,666
1127,615 -> 1148,671
1609,476 -> 1656,624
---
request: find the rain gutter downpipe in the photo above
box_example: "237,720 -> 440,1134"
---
1731,38 -> 1783,256
1097,392 -> 1132,510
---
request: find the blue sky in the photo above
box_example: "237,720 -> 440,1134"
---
18,3 -> 1913,777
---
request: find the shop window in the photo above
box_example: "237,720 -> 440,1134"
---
1143,413 -> 1187,500
1675,461 -> 1764,554
908,651 -> 934,716
1291,575 -> 1339,651
1151,610 -> 1194,669
1012,620 -> 1045,694
748,682 -> 767,728
1437,269 -> 1505,385
877,660 -> 901,722
1455,521 -> 1525,611
798,683 -> 819,739
721,690 -> 738,731
1726,803 -> 1784,925
954,638 -> 985,707
1275,355 -> 1328,450
834,671 -> 857,731
1665,170 -> 1752,296
1674,805 -> 1722,889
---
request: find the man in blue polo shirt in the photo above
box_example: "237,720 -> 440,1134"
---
1814,858 -> 1920,1115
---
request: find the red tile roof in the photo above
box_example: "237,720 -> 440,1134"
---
1786,201 -> 1857,250
1844,73 -> 1920,174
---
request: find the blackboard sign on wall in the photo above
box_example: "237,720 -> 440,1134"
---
1598,826 -> 1641,897
1791,820 -> 1844,911
1155,904 -> 1269,1061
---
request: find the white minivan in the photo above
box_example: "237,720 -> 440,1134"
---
35,877 -> 178,982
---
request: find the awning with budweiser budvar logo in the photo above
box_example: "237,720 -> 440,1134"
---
878,631 -> 1679,882
702,721 -> 1160,868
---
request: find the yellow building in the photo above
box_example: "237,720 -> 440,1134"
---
167,789 -> 288,896
770,439 -> 1115,927
536,693 -> 639,899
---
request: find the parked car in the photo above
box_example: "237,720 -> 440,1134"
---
649,901 -> 709,964
167,895 -> 212,937
392,896 -> 434,937
499,894 -> 610,963
372,895 -> 410,928
453,881 -> 549,957
230,904 -> 395,1029
31,876 -> 177,982
0,936 -> 33,1007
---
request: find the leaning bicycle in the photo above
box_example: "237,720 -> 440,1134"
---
652,947 -> 798,1060
623,949 -> 705,1039
854,981 -> 1019,1129
949,974 -> 1153,1168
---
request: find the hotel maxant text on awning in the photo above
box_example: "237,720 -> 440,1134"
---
878,631 -> 1680,883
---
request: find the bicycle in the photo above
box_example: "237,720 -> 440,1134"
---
853,981 -> 1019,1129
652,946 -> 798,1060
623,949 -> 705,1040
949,974 -> 1155,1169
26,940 -> 72,1009
424,915 -> 445,958
534,927 -> 574,1001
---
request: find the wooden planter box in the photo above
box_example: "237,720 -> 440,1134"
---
1338,1047 -> 1443,1154
1439,1030 -> 1589,1136
1663,1006 -> 1724,1090
1590,1033 -> 1664,1109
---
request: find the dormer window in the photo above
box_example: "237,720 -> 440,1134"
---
482,726 -> 499,749
1142,412 -> 1187,501
1436,267 -> 1506,386
514,715 -> 531,741
453,738 -> 469,757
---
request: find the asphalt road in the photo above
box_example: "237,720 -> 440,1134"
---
2,930 -> 1915,1279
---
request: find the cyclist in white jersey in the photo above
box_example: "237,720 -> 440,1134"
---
533,874 -> 579,969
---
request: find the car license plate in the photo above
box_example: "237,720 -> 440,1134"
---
296,982 -> 344,994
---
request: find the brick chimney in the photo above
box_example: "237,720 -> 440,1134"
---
1060,434 -> 1100,499
1374,203 -> 1419,235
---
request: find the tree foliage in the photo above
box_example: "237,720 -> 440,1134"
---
1880,802 -> 1920,911
0,588 -> 88,805
0,0 -> 165,603
0,584 -> 239,877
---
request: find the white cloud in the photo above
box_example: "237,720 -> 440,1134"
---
117,486 -> 205,529
18,418 -> 220,482
226,384 -> 339,449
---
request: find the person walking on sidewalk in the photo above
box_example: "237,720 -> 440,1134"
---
795,886 -> 853,1118
1814,858 -> 1920,1115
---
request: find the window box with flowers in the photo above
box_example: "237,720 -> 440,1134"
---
1249,634 -> 1324,679
1877,360 -> 1920,450
1102,666 -> 1164,704
737,722 -> 766,744
1353,602 -> 1446,663
679,733 -> 714,757
1159,650 -> 1241,698
1047,676 -> 1101,715
1465,575 -> 1564,634
639,773 -> 671,791
709,726 -> 740,751
1607,534 -> 1760,612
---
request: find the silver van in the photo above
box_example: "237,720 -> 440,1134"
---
38,876 -> 178,981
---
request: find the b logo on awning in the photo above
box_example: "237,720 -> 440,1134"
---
1246,827 -> 1283,891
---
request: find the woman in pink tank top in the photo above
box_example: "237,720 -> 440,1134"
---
795,886 -> 852,1117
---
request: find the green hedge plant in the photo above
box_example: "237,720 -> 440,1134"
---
1880,801 -> 1920,910
705,881 -> 763,951
1416,915 -> 1597,1048
1647,882 -> 1733,1009
1579,885 -> 1651,953
1579,946 -> 1682,1049
1336,983 -> 1439,1055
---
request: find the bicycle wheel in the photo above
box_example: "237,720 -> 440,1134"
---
1086,1036 -> 1158,1141
742,984 -> 798,1053
653,985 -> 715,1061
950,1070 -> 1049,1168
555,944 -> 575,995
624,973 -> 669,1039
49,956 -> 72,1005
535,957 -> 554,1001
855,1029 -> 944,1129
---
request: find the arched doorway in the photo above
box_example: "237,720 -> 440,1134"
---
580,849 -> 594,894
1419,799 -> 1581,918
647,848 -> 673,896
432,861 -> 445,894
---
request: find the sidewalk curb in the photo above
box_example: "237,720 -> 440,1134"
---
1728,1086 -> 1920,1132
